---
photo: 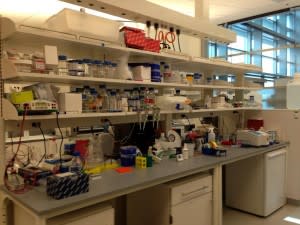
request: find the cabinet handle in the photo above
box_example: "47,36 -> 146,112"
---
181,185 -> 209,197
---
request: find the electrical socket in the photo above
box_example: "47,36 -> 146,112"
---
32,122 -> 41,128
9,84 -> 23,92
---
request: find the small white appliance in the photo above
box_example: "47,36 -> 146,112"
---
225,148 -> 287,216
237,129 -> 269,146
58,93 -> 82,114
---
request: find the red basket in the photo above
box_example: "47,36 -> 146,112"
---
144,38 -> 160,53
120,27 -> 146,49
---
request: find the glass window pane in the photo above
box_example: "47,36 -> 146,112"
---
262,57 -> 275,73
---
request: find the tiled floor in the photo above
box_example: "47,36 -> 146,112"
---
223,204 -> 300,225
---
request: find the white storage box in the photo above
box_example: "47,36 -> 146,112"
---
46,9 -> 121,43
58,93 -> 82,114
131,66 -> 151,81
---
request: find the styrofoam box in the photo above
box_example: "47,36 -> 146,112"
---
131,66 -> 151,81
46,9 -> 121,43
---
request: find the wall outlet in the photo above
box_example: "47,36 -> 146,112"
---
9,84 -> 23,92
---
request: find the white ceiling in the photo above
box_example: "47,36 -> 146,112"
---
0,0 -> 300,26
148,0 -> 300,24
210,0 -> 300,24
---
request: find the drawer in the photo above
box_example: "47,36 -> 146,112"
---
168,174 -> 212,206
47,202 -> 114,225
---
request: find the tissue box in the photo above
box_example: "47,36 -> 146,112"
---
47,172 -> 89,200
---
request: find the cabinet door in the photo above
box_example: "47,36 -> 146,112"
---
171,192 -> 212,225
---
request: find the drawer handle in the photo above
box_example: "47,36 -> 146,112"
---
181,186 -> 209,197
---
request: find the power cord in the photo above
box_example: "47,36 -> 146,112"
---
154,23 -> 159,40
176,29 -> 181,52
169,27 -> 175,51
4,107 -> 30,194
36,124 -> 47,167
56,112 -> 63,169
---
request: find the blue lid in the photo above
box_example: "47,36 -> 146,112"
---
73,151 -> 81,157
82,58 -> 91,63
94,60 -> 101,64
150,63 -> 160,69
110,91 -> 116,95
111,63 -> 117,67
120,146 -> 137,154
58,55 -> 67,60
77,60 -> 83,64
104,61 -> 111,65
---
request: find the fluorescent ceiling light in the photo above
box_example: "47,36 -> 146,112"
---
284,216 -> 300,224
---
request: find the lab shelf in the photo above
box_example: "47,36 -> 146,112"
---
2,59 -> 261,91
2,97 -> 261,121
1,18 -> 262,75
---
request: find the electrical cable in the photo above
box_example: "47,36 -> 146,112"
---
169,27 -> 175,51
120,123 -> 136,144
36,125 -> 47,167
4,108 -> 30,194
176,29 -> 182,52
56,112 -> 63,169
154,23 -> 159,40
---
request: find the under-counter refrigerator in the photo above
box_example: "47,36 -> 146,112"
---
225,148 -> 287,217
127,173 -> 212,225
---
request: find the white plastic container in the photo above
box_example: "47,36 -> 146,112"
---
131,66 -> 151,81
287,73 -> 300,109
46,9 -> 121,42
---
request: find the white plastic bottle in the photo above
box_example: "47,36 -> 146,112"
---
207,127 -> 215,142
182,143 -> 189,160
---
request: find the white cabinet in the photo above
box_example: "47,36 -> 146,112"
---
225,148 -> 287,216
126,173 -> 212,225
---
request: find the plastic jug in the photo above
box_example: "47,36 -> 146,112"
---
287,73 -> 300,109
207,127 -> 216,142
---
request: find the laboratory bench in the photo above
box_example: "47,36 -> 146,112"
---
0,142 -> 288,225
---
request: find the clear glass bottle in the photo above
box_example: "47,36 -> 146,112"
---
82,86 -> 91,112
121,90 -> 129,112
69,151 -> 83,172
116,89 -> 122,112
57,55 -> 68,76
148,87 -> 156,107
86,135 -> 104,168
103,61 -> 110,78
93,60 -> 101,77
111,63 -> 118,79
98,85 -> 109,112
139,87 -> 146,110
132,88 -> 140,111
97,61 -> 104,78
82,58 -> 92,77
109,90 -> 117,112
90,89 -> 98,112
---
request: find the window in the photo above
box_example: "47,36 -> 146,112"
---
208,9 -> 300,84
